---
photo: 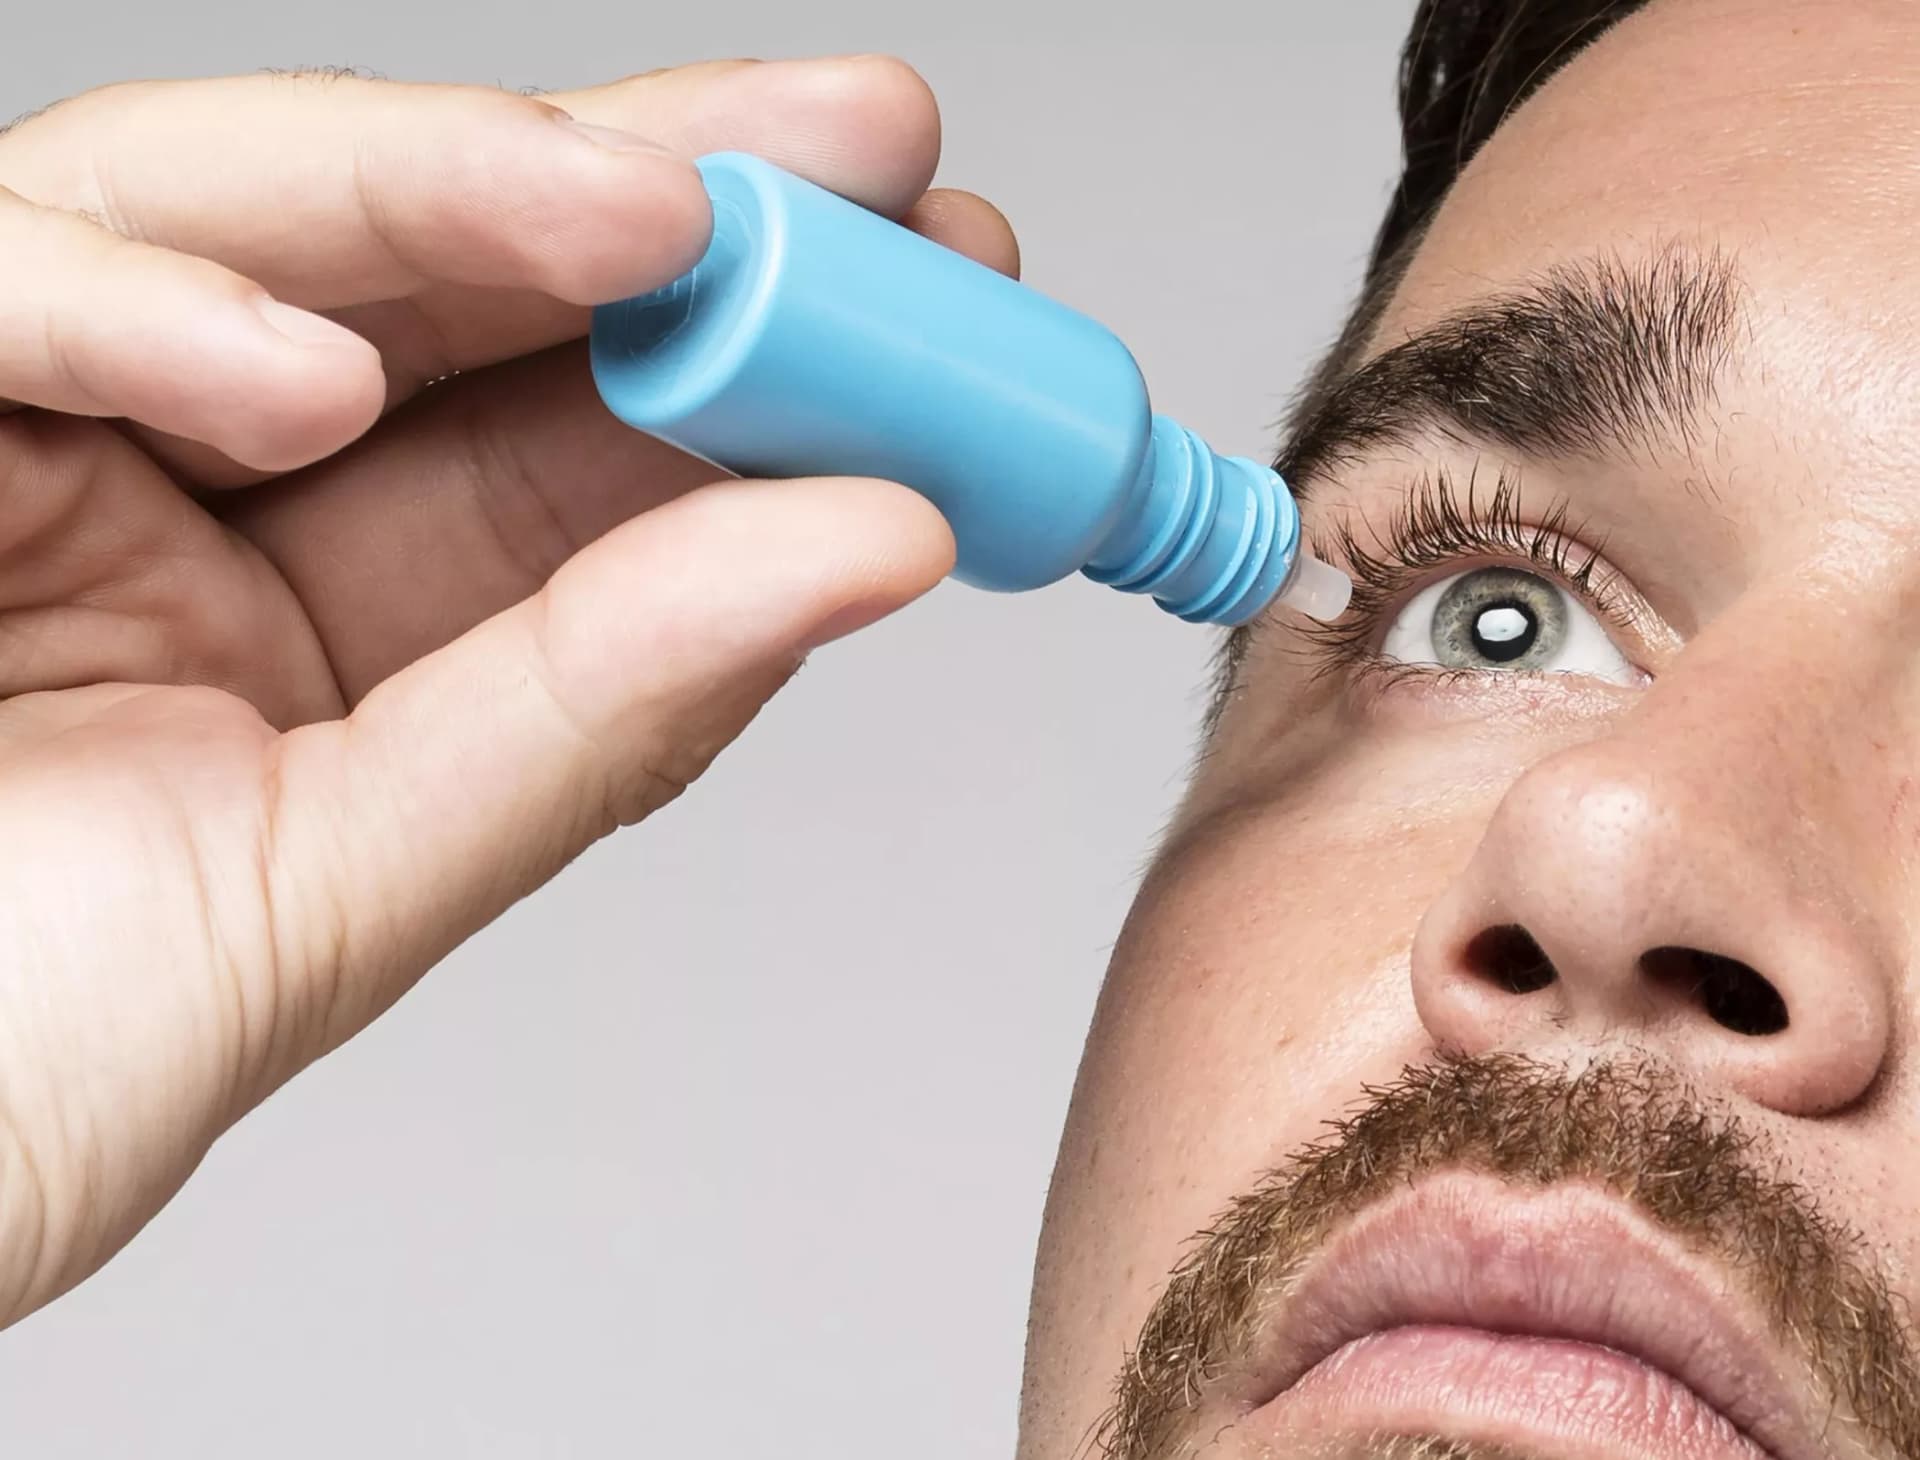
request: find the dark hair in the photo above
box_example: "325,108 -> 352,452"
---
1207,0 -> 1658,726
1369,0 -> 1656,289
1287,0 -> 1658,424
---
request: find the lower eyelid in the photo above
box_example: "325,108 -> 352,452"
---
1338,655 -> 1649,723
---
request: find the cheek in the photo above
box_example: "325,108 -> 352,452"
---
1024,796 -> 1477,1437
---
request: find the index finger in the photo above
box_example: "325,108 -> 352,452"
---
0,70 -> 714,311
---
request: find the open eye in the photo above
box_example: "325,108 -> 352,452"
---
1379,565 -> 1637,684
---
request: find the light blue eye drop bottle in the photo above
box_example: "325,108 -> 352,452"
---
590,152 -> 1351,627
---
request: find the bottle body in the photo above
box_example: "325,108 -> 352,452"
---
592,151 -> 1152,593
590,152 -> 1351,626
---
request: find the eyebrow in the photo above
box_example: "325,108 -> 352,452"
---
1200,246 -> 1747,739
1277,243 -> 1748,496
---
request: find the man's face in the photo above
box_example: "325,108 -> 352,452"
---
1018,3 -> 1920,1457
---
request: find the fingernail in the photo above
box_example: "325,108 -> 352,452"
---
254,297 -> 352,349
554,114 -> 673,154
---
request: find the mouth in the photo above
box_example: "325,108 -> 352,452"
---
1232,1172 -> 1831,1460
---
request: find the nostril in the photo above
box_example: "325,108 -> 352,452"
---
1464,924 -> 1558,995
1639,946 -> 1789,1037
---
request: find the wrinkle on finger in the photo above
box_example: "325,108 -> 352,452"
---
0,75 -> 713,309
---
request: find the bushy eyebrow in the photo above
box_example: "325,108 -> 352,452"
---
1200,245 -> 1746,741
1278,242 -> 1748,495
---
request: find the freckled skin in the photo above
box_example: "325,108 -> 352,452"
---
1017,3 -> 1920,1456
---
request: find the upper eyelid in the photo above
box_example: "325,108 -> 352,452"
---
1360,528 -> 1617,606
1322,465 -> 1604,586
1294,466 -> 1645,670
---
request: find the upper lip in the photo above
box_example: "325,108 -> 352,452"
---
1240,1171 -> 1834,1460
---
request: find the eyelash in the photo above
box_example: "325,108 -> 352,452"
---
1298,464 -> 1631,679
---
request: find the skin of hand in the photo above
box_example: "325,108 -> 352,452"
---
0,55 -> 1020,1329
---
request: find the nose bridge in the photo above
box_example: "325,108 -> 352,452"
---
1408,595 -> 1903,1118
1516,665 -> 1839,916
1604,576 -> 1904,905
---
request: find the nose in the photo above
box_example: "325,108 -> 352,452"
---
1409,742 -> 1895,1117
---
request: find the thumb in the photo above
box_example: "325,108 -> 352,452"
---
258,474 -> 953,1075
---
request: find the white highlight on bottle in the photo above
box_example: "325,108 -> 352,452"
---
1277,551 -> 1353,622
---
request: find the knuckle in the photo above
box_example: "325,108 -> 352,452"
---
43,78 -> 165,131
0,84 -> 130,158
613,758 -> 693,826
257,64 -> 386,87
520,596 -> 709,833
78,78 -> 158,107
0,99 -> 59,144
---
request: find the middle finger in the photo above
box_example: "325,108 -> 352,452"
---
334,54 -> 967,393
0,56 -> 950,377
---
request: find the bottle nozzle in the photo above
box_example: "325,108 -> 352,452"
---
1277,551 -> 1353,623
1084,420 -> 1354,627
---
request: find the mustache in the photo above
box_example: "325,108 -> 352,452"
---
1088,1055 -> 1920,1460
1303,1442 -> 1528,1460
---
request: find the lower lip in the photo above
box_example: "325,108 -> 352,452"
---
1245,1325 -> 1772,1459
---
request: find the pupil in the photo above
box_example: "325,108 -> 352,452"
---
1473,603 -> 1537,662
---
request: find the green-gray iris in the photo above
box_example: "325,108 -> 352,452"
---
1431,567 -> 1567,670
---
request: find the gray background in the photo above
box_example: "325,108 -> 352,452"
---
0,7 -> 1410,1455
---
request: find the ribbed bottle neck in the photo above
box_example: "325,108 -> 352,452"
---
1083,416 -> 1301,626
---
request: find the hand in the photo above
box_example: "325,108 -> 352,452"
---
0,56 -> 1019,1327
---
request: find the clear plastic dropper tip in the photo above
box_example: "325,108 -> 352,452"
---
1277,552 -> 1353,623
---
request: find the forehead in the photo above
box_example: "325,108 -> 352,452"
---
1389,0 -> 1920,345
1329,0 -> 1920,579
